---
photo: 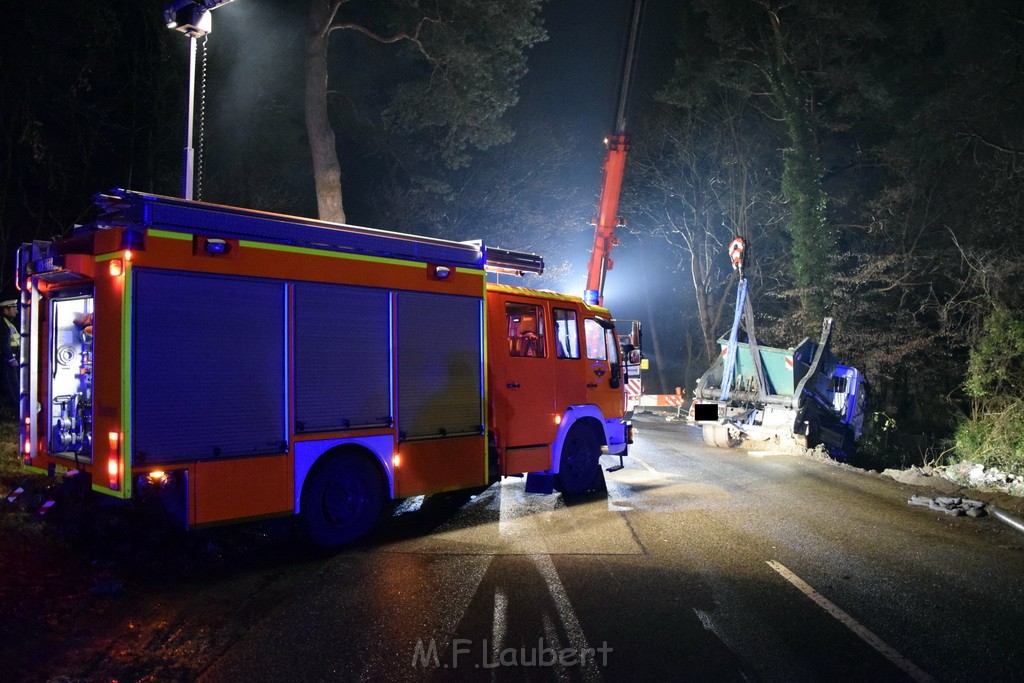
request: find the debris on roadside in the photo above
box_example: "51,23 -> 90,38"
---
881,465 -> 936,487
934,461 -> 1024,497
908,495 -> 987,517
882,462 -> 1024,500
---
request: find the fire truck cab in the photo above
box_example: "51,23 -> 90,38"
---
16,190 -> 629,547
487,286 -> 628,488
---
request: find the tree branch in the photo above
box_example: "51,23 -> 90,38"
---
316,1 -> 348,43
330,16 -> 442,64
953,126 -> 1022,156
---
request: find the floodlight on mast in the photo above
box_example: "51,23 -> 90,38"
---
164,0 -> 237,37
162,0 -> 238,199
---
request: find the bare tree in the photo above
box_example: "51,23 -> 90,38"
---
628,92 -> 784,365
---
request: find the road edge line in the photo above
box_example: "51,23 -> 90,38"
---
765,560 -> 934,683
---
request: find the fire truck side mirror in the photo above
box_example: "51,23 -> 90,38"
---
627,349 -> 641,365
609,360 -> 622,389
629,321 -> 642,350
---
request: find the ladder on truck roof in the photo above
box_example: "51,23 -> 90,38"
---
89,189 -> 544,276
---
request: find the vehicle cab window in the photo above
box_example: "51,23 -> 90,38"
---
553,308 -> 580,359
584,318 -> 607,360
605,326 -> 620,365
506,302 -> 546,358
585,317 -> 622,388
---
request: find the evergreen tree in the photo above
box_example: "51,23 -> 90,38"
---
304,0 -> 546,223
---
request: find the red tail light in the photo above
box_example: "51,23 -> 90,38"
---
107,431 -> 121,490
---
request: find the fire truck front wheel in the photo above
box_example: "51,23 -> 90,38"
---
557,423 -> 602,494
301,453 -> 385,549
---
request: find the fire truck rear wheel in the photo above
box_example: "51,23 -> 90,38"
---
301,453 -> 385,549
557,425 -> 601,494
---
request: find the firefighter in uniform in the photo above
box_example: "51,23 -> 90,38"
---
1,299 -> 19,419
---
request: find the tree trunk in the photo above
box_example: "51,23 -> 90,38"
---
640,246 -> 670,394
306,1 -> 346,224
691,248 -> 717,362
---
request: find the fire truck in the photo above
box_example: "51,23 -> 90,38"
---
15,189 -> 631,547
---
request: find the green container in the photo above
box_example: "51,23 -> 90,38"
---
718,337 -> 818,397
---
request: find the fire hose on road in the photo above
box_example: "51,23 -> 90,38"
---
908,495 -> 1024,538
990,506 -> 1024,536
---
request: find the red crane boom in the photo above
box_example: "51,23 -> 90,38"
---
584,0 -> 644,307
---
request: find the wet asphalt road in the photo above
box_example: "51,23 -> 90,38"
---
82,418 -> 1024,681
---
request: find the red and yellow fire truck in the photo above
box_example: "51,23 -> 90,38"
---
15,190 -> 631,546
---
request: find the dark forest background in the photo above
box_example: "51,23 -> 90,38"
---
3,0 -> 1024,470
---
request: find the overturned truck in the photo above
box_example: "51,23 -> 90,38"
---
690,241 -> 866,458
691,318 -> 865,457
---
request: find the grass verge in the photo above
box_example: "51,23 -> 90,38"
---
954,399 -> 1024,475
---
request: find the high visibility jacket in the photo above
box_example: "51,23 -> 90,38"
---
4,317 -> 18,356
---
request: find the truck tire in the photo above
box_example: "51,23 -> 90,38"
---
301,453 -> 385,549
557,425 -> 601,494
704,425 -> 740,449
714,425 -> 741,449
796,415 -> 820,450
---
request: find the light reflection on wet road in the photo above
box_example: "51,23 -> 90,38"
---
180,419 -> 1024,681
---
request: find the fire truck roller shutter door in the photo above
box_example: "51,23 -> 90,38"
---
132,270 -> 286,462
293,283 -> 391,432
396,292 -> 484,441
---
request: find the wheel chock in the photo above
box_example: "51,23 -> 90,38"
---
525,473 -> 555,494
